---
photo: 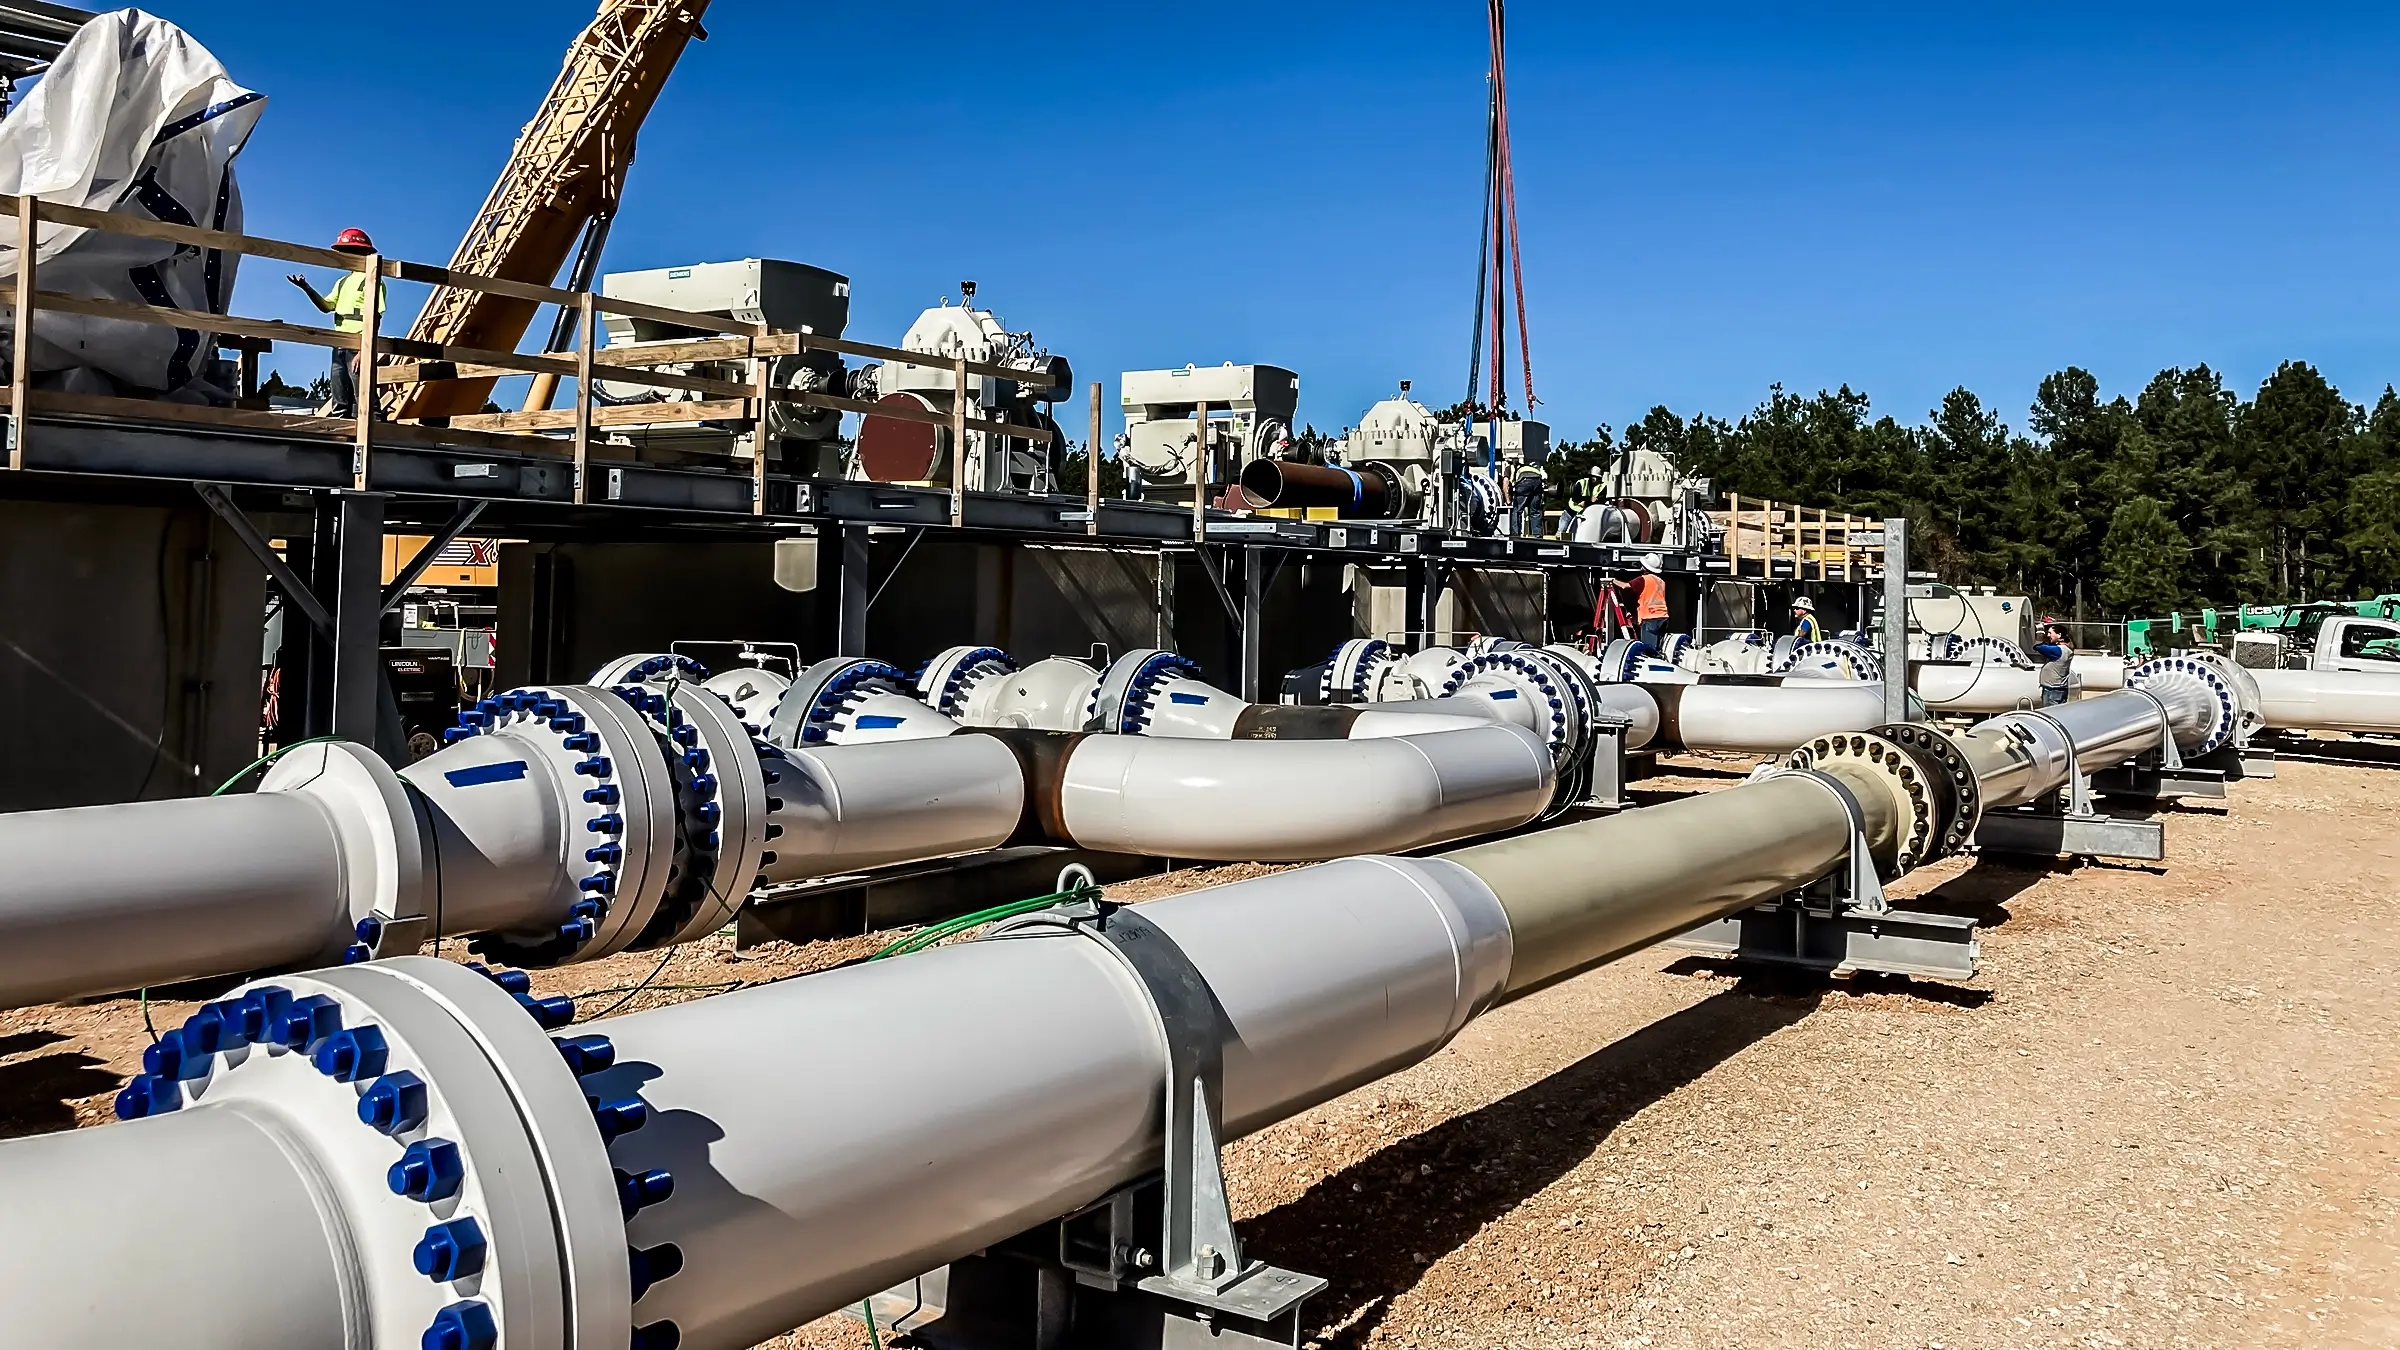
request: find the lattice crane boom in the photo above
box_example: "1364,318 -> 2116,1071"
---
396,0 -> 709,419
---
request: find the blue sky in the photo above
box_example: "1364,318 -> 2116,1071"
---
133,1 -> 2400,443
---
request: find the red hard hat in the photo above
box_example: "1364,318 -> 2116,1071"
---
331,227 -> 375,253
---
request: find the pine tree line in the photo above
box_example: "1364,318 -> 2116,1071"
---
1542,362 -> 2400,618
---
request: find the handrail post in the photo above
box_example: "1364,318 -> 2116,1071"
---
1086,379 -> 1102,537
9,193 -> 33,470
1192,400 -> 1210,544
750,333 -> 772,516
949,351 -> 968,529
352,253 -> 381,490
572,289 -> 595,504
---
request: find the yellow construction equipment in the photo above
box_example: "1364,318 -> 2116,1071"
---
396,0 -> 709,420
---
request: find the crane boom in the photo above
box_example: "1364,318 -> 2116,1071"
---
397,0 -> 708,419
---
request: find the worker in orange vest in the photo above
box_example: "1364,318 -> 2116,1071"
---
1620,552 -> 1670,650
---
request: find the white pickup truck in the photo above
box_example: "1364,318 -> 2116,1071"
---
2231,612 -> 2400,672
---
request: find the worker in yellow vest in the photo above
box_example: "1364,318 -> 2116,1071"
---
286,227 -> 377,416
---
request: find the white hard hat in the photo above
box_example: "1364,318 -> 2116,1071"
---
1792,595 -> 1816,613
1640,553 -> 1663,574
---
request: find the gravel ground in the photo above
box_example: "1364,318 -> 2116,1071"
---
3,753 -> 2393,1350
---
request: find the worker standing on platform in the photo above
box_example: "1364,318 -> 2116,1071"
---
1790,595 -> 1823,643
1510,458 -> 1546,536
287,228 -> 377,417
1632,553 -> 1670,649
2033,621 -> 2073,706
1562,463 -> 1605,536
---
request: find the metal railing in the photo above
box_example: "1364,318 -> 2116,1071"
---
0,194 -> 1054,515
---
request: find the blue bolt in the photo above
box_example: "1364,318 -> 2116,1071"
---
314,1025 -> 390,1082
694,802 -> 721,828
184,1001 -> 248,1054
574,757 -> 611,778
477,698 -> 502,715
141,1030 -> 205,1081
578,874 -> 615,896
360,1070 -> 430,1134
585,843 -> 623,865
615,1166 -> 676,1218
671,724 -> 697,746
389,1138 -> 465,1202
233,986 -> 293,1043
583,785 -> 621,806
515,992 -> 576,1029
113,1073 -> 181,1119
414,1217 -> 488,1282
554,1034 -> 615,1076
630,1322 -> 681,1350
269,995 -> 342,1054
563,732 -> 601,752
572,899 -> 606,920
557,918 -> 596,945
690,774 -> 718,796
551,712 -> 587,733
587,814 -> 624,835
423,1300 -> 497,1350
343,944 -> 372,964
629,1242 -> 685,1300
355,916 -> 385,946
589,1095 -> 649,1142
484,968 -> 532,995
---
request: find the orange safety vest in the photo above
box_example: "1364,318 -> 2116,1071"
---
1635,574 -> 1668,621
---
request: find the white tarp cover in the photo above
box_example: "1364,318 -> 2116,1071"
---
0,9 -> 263,394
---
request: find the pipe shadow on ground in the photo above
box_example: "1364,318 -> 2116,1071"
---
1907,857 -> 2070,928
0,1048 -> 119,1139
1241,985 -> 1818,1349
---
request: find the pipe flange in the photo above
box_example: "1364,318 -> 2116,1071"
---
452,685 -> 677,967
611,681 -> 773,950
915,645 -> 1018,717
1958,636 -> 2034,670
256,741 -> 426,966
2181,649 -> 2265,748
1441,651 -> 1583,761
1872,721 -> 1982,859
1596,637 -> 1646,682
1321,638 -> 1396,704
1781,640 -> 1877,680
2127,656 -> 2238,758
1781,730 -> 1936,875
110,960 -> 645,1350
589,652 -> 712,688
1088,649 -> 1203,734
1656,632 -> 1692,666
768,658 -> 910,747
700,666 -> 792,736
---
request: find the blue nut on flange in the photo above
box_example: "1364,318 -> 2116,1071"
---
360,1070 -> 430,1134
142,1029 -> 208,1082
389,1138 -> 466,1202
232,986 -> 294,1043
313,1025 -> 390,1082
615,1166 -> 675,1218
514,992 -> 576,1029
422,1299 -> 497,1350
183,1000 -> 248,1054
112,1073 -> 182,1120
269,994 -> 342,1054
589,1096 -> 649,1143
554,1034 -> 615,1076
414,1217 -> 489,1282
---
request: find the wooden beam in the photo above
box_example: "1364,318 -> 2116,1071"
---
33,289 -> 362,351
9,194 -> 31,471
590,293 -> 762,337
7,197 -> 374,274
751,350 -> 771,517
798,390 -> 1056,443
572,291 -> 595,505
602,333 -> 797,365
354,254 -> 380,490
801,330 -> 1051,390
1086,379 -> 1102,538
384,258 -> 577,309
445,397 -> 752,433
950,352 -> 968,528
1193,400 -> 1210,543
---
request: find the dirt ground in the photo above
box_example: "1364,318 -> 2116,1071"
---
4,750 -> 2394,1350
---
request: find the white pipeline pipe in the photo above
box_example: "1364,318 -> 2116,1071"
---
2247,666 -> 2400,733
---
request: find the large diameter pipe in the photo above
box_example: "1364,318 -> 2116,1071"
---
1955,684 -> 2213,811
2248,667 -> 2400,733
0,792 -> 353,1006
587,761 -> 1898,1349
1055,724 -> 1554,860
1913,662 -> 2047,713
760,736 -> 1027,883
0,738 -> 1921,1350
1238,458 -> 1403,518
1645,681 -> 1887,755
